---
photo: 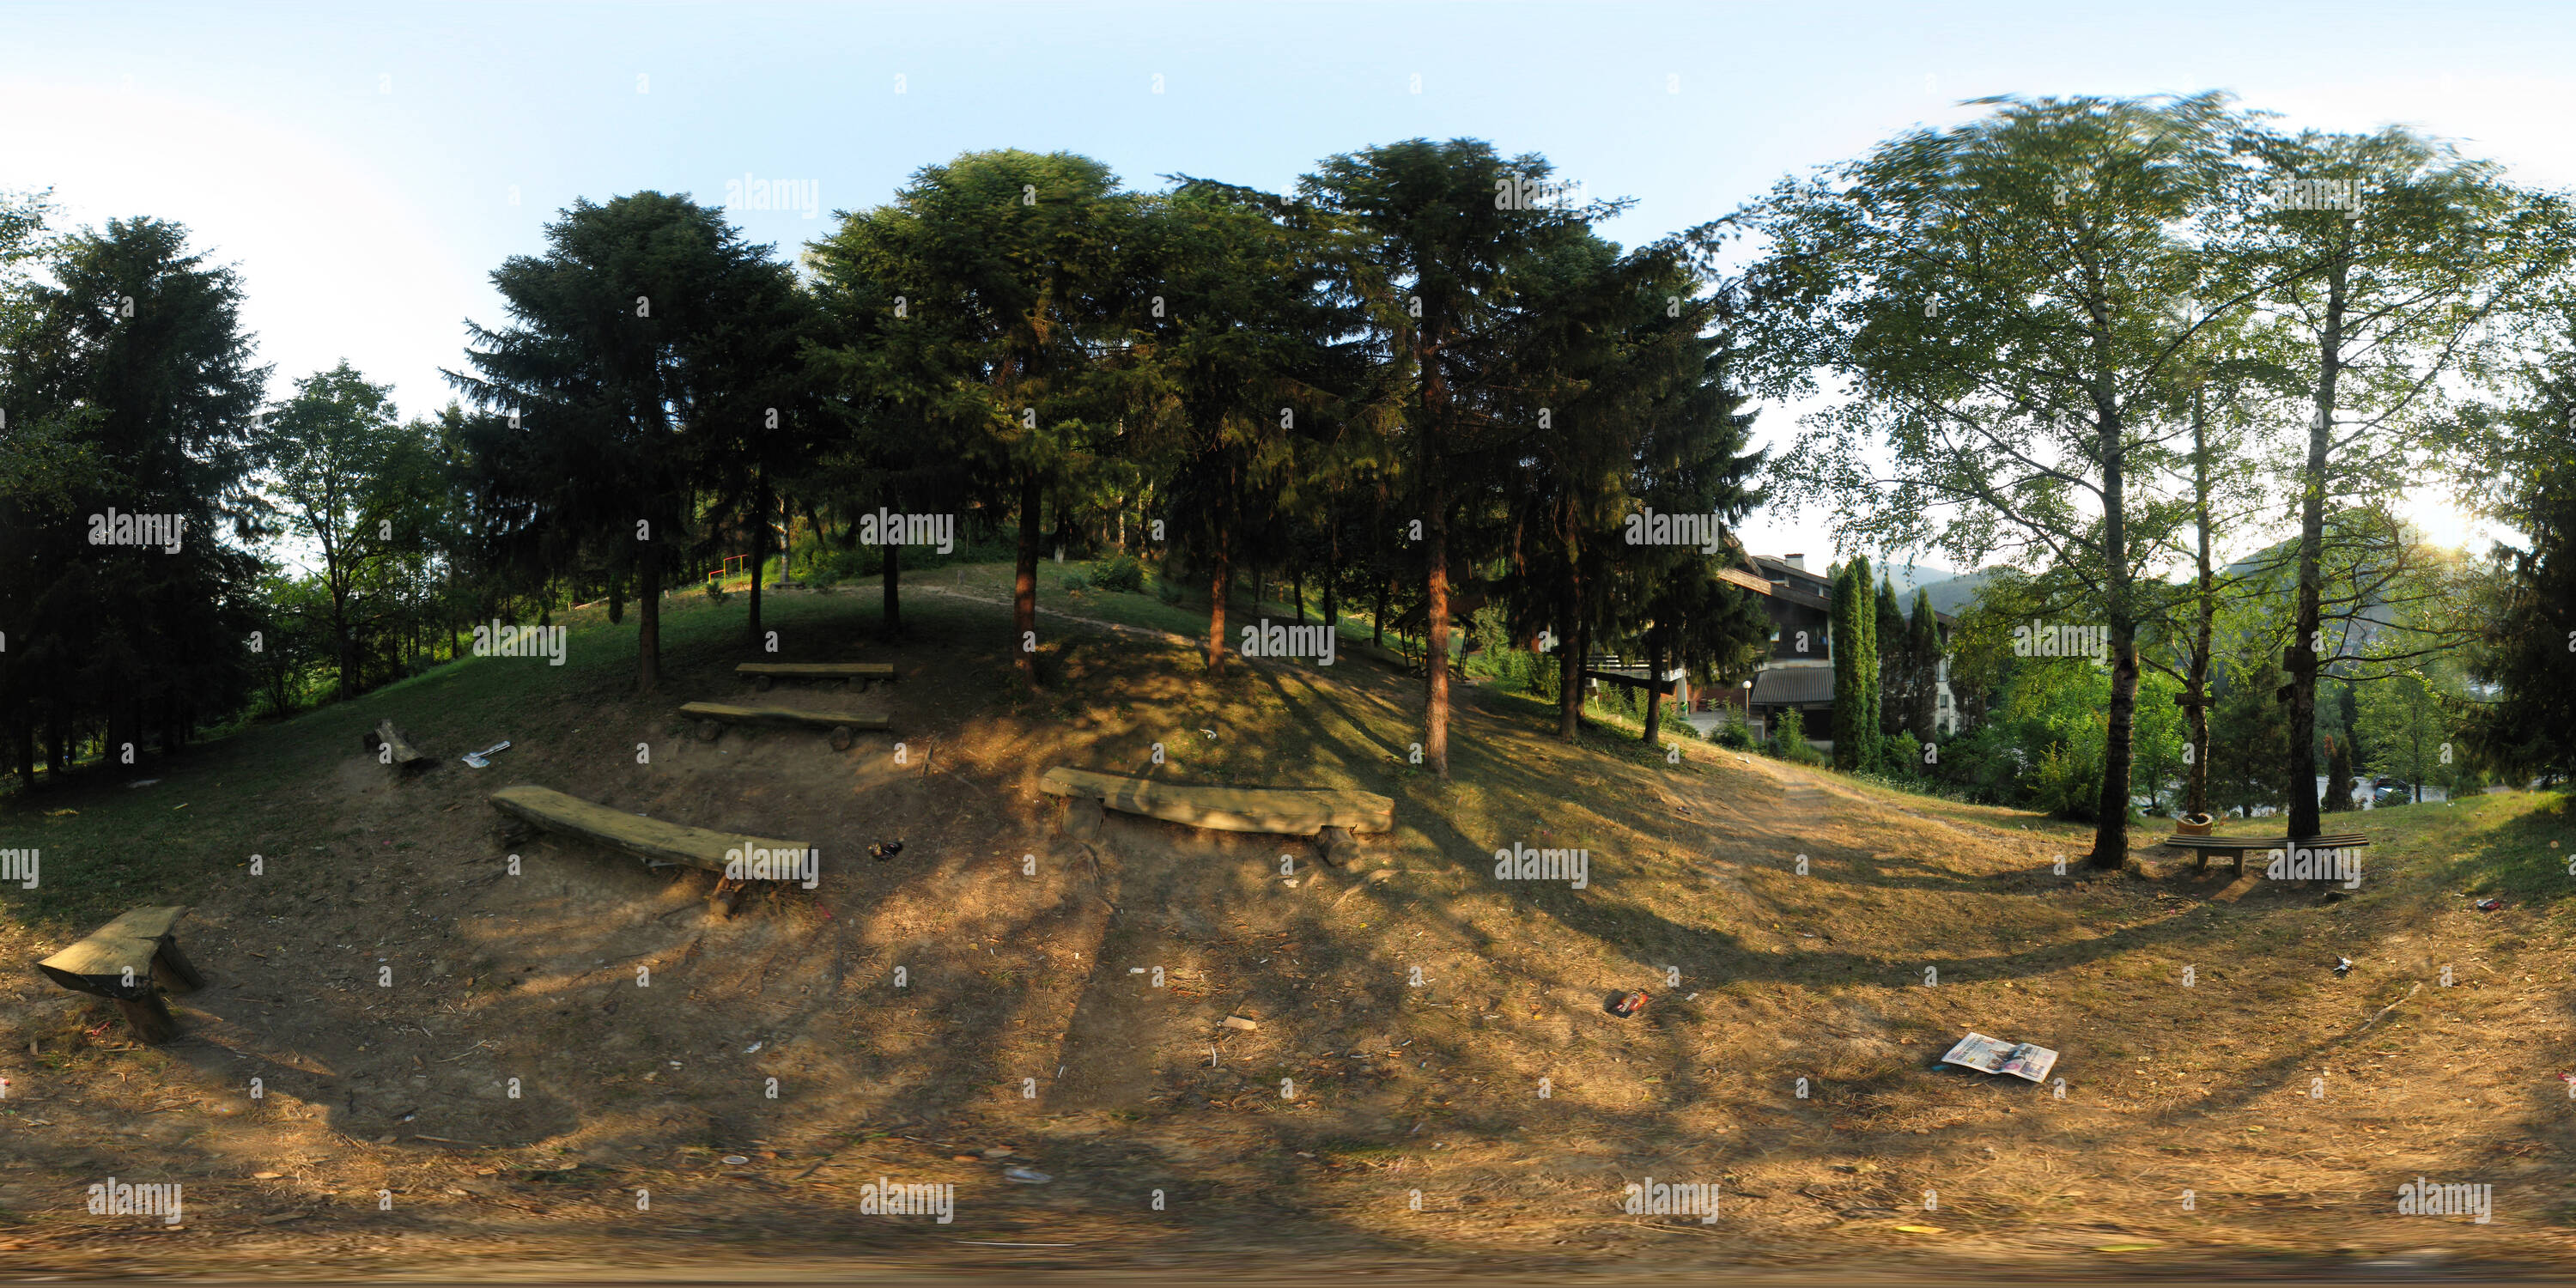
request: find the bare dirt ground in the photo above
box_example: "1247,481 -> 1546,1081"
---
1,586 -> 2572,1282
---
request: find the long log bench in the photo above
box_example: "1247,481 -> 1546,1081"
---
362,720 -> 432,774
36,905 -> 204,1042
735,662 -> 896,692
1040,767 -> 1393,866
2161,830 -> 2370,876
489,786 -> 817,915
679,701 -> 890,750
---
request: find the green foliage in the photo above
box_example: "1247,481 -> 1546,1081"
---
1831,557 -> 1880,770
1060,573 -> 1090,593
1767,706 -> 1825,764
1093,553 -> 1145,593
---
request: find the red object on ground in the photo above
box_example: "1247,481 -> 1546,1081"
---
1612,990 -> 1650,1018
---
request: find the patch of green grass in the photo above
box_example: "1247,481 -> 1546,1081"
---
0,588 -> 886,931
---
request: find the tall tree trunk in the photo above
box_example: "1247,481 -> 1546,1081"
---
11,720 -> 33,787
1207,490 -> 1232,675
1420,313 -> 1454,778
1293,562 -> 1306,623
1323,518 -> 1340,626
1556,532 -> 1583,740
1642,635 -> 1665,746
2186,387 -> 2215,818
1015,471 -> 1042,689
2089,408 -> 2139,869
882,538 -> 902,632
1425,469 -> 1452,777
1373,574 -> 1388,647
636,539 -> 662,693
2288,258 -> 2348,841
748,476 -> 769,646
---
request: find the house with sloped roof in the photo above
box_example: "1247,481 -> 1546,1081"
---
1709,554 -> 1960,747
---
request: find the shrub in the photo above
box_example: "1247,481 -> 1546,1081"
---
1714,711 -> 1755,749
1157,580 -> 1184,605
1060,573 -> 1090,593
1890,730 -> 1923,775
703,578 -> 726,601
1766,707 -> 1825,764
2032,742 -> 2102,822
1094,553 -> 1145,593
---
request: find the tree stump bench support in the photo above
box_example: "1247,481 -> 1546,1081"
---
735,662 -> 896,693
36,905 -> 202,1042
2160,832 -> 2370,876
1038,767 -> 1393,866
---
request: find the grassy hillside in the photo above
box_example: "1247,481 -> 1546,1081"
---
0,572 -> 2571,1279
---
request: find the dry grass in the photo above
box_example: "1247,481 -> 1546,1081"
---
0,578 -> 2571,1279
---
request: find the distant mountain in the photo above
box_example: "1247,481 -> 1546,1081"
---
1916,570 -> 2002,616
1879,562 -> 1957,596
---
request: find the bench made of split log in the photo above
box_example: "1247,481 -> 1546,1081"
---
2160,831 -> 2370,875
36,905 -> 204,1042
679,702 -> 890,750
1039,767 -> 1394,839
361,720 -> 431,773
489,786 -> 812,876
735,662 -> 896,691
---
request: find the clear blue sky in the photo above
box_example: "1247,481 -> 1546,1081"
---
6,0 -> 2571,567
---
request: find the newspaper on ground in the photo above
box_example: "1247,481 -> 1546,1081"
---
1939,1031 -> 2058,1083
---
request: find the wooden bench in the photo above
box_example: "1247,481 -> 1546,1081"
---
36,906 -> 203,1042
1040,767 -> 1393,866
735,662 -> 896,692
361,720 -> 431,774
489,786 -> 817,915
679,702 -> 890,750
2161,831 -> 2370,876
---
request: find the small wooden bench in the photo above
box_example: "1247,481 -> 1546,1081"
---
735,662 -> 896,692
1040,767 -> 1393,866
2161,831 -> 2369,876
37,906 -> 203,1042
679,702 -> 890,750
489,786 -> 817,915
361,720 -> 431,774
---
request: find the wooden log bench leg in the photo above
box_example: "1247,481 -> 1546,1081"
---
1316,825 -> 1359,868
152,939 -> 205,992
115,992 -> 179,1044
709,875 -> 746,919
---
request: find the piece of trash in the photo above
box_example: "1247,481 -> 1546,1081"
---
2333,957 -> 2354,976
869,840 -> 904,861
251,1171 -> 283,1180
1609,990 -> 1649,1018
1938,1032 -> 2058,1083
1894,1224 -> 1946,1234
743,1042 -> 762,1054
1199,728 -> 1216,740
721,1155 -> 750,1165
460,740 -> 512,769
128,779 -> 160,788
1128,967 -> 1145,975
2474,898 -> 2505,912
981,1146 -> 1012,1158
1004,1166 -> 1051,1184
1222,1016 -> 1259,1031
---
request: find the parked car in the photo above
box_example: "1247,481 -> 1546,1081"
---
2372,781 -> 2413,806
